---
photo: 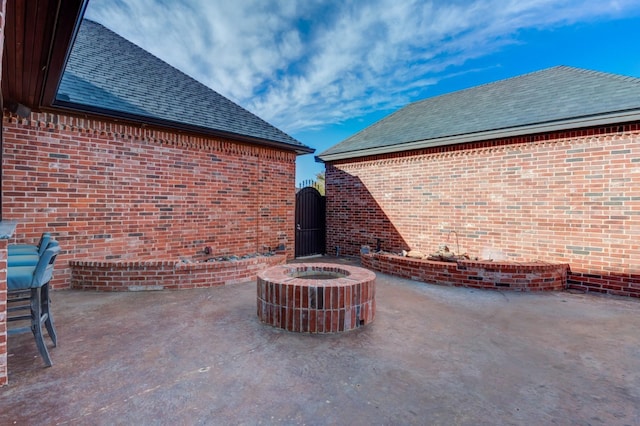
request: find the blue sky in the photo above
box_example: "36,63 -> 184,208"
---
84,0 -> 640,185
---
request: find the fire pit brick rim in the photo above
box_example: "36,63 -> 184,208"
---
257,262 -> 376,333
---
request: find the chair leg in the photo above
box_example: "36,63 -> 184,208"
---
41,283 -> 57,347
30,287 -> 53,367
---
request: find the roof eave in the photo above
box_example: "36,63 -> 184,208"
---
317,110 -> 640,162
2,0 -> 89,110
40,0 -> 89,107
49,101 -> 315,155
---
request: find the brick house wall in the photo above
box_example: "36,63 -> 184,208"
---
326,123 -> 640,298
2,111 -> 297,290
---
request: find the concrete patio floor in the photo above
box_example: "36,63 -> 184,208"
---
2,258 -> 639,425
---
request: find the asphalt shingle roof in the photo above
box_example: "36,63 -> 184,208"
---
56,20 -> 312,154
318,66 -> 640,161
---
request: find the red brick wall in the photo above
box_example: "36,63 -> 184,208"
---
2,111 -> 297,289
0,0 -> 8,387
326,123 -> 640,298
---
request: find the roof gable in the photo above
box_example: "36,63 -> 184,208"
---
318,66 -> 640,161
55,20 -> 312,154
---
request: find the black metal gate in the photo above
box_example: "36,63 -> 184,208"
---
295,186 -> 326,257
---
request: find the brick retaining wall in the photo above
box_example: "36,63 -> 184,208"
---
362,253 -> 568,291
70,254 -> 286,291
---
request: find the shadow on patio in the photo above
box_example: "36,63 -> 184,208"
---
2,262 -> 640,424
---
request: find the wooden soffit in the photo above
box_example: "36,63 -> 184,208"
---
2,0 -> 87,110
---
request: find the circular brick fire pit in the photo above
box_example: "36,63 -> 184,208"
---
257,263 -> 376,333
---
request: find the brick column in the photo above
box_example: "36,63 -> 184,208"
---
0,0 -> 8,387
0,239 -> 7,386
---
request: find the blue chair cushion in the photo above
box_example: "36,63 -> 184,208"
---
8,266 -> 36,290
8,233 -> 51,256
9,240 -> 59,258
8,245 -> 61,290
8,245 -> 39,255
8,254 -> 40,267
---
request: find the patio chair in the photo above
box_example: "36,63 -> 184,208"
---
8,232 -> 51,256
7,245 -> 61,367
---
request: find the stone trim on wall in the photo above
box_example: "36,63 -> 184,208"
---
6,112 -> 298,162
331,123 -> 640,167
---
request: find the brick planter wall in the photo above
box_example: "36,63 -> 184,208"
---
327,124 -> 640,298
2,112 -> 297,289
70,254 -> 286,291
362,252 -> 568,291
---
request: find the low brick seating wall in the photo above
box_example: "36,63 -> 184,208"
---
70,255 -> 286,291
362,252 -> 568,291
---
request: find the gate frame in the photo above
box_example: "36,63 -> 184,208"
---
295,184 -> 326,258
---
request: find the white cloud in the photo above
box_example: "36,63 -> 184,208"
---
85,0 -> 639,133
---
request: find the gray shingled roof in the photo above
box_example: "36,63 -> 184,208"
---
318,66 -> 640,161
56,20 -> 312,154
